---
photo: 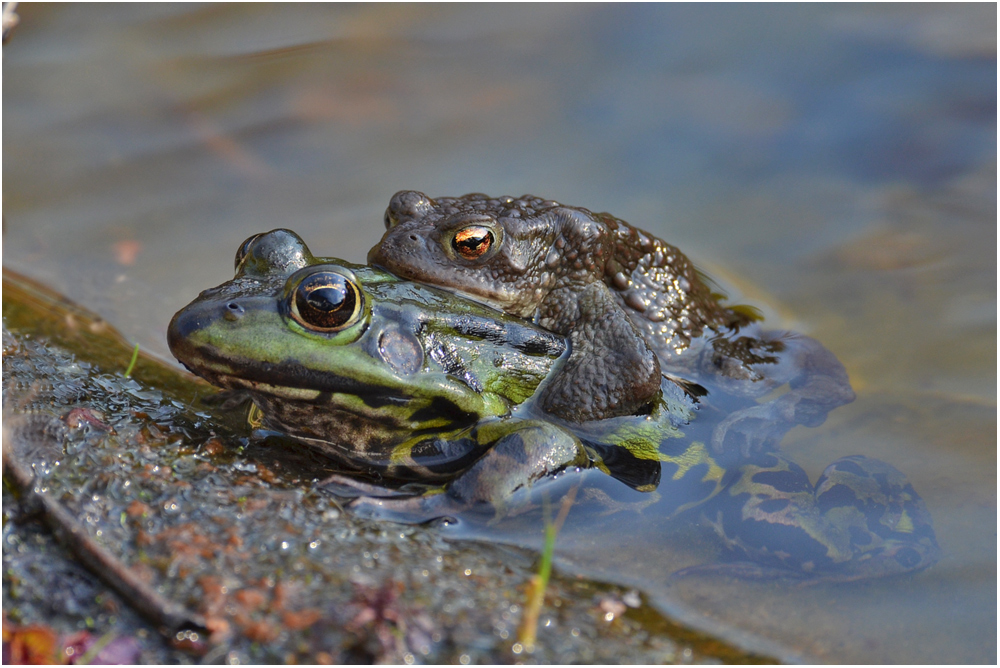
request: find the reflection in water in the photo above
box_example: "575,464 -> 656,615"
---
3,3 -> 995,663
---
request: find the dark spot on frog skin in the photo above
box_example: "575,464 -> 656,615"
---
826,458 -> 869,478
865,514 -> 902,540
445,314 -> 566,358
427,338 -> 483,393
408,396 -> 479,429
748,522 -> 834,570
653,461 -> 722,515
894,547 -> 922,569
583,439 -> 661,492
816,483 -> 866,512
750,467 -> 813,494
356,392 -> 410,410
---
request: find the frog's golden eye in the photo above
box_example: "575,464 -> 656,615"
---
290,272 -> 362,332
451,225 -> 495,260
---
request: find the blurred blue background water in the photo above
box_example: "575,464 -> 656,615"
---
4,4 -> 995,662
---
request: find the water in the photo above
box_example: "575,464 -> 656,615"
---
3,4 -> 995,662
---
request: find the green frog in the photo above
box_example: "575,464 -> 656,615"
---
169,230 -> 938,581
369,191 -> 856,457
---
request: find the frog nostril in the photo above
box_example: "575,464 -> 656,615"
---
223,302 -> 245,321
409,234 -> 418,242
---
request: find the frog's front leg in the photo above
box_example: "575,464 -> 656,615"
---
328,421 -> 590,523
702,452 -> 939,581
707,331 -> 856,457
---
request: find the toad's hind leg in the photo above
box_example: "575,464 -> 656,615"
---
704,452 -> 939,581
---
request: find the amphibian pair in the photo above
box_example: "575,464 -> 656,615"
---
169,227 -> 938,580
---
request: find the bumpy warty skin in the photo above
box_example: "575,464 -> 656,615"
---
373,191 -> 747,353
372,191 -> 706,421
370,191 -> 763,422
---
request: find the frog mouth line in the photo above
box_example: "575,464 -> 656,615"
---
174,341 -> 416,404
178,346 -> 481,433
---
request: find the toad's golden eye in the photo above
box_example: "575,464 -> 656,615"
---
290,272 -> 362,332
451,225 -> 495,260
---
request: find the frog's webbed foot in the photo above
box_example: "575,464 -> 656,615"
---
319,474 -> 460,523
707,332 -> 856,458
319,473 -> 424,500
708,452 -> 939,581
539,282 -> 662,421
347,491 -> 469,525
